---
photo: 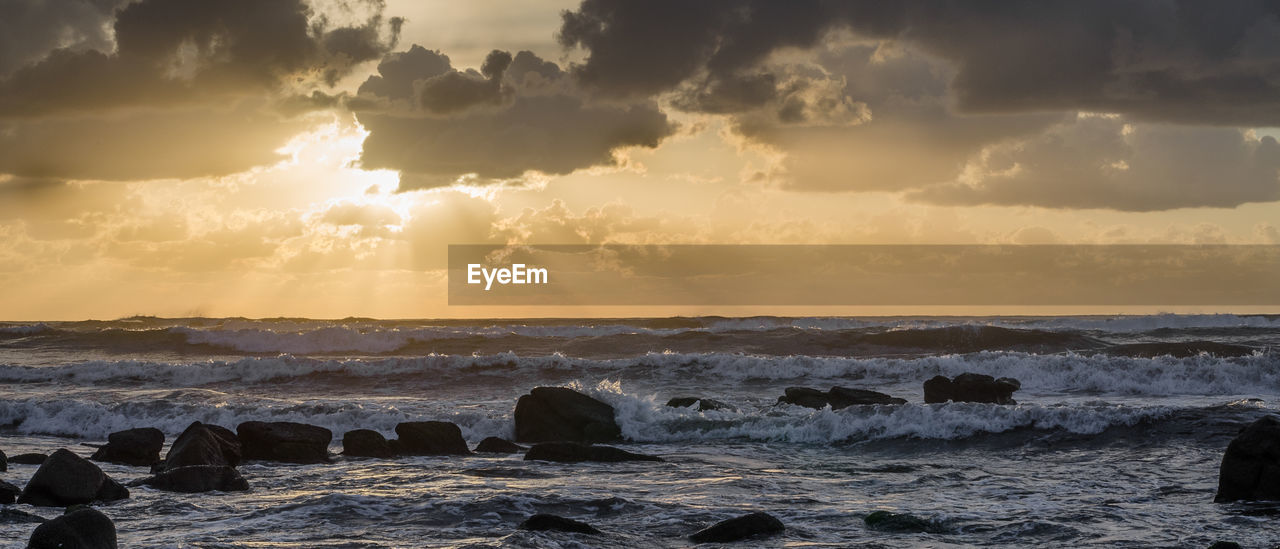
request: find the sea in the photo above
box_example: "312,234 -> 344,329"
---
1,314 -> 1279,548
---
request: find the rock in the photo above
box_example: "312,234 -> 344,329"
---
342,429 -> 394,458
26,507 -> 117,549
524,442 -> 661,463
1215,414 -> 1280,502
518,513 -> 601,534
134,465 -> 249,493
514,387 -> 621,443
1207,542 -> 1242,549
864,510 -> 942,533
90,427 -> 164,467
395,421 -> 471,456
17,449 -> 129,507
474,437 -> 524,454
923,373 -> 1020,404
1,478 -> 18,504
1,507 -> 47,525
666,397 -> 729,411
9,453 -> 48,465
1,448 -> 6,471
161,422 -> 242,471
237,421 -> 332,464
778,386 -> 906,409
688,511 -> 785,543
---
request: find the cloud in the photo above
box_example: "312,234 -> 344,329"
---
0,0 -> 126,77
353,47 -> 675,189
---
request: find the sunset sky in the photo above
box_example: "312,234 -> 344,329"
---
2,0 -> 1280,319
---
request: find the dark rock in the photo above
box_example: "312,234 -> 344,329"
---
1,507 -> 46,525
1215,414 -> 1280,502
514,387 -> 621,443
777,387 -> 830,409
1,478 -> 18,504
395,421 -> 471,456
90,427 -> 164,467
518,513 -> 601,534
923,373 -> 1020,404
474,437 -> 524,454
864,510 -> 942,533
1207,542 -> 1242,549
237,421 -> 332,464
778,386 -> 906,409
666,397 -> 729,411
26,507 -> 117,549
1,448 -> 6,471
134,465 -> 249,493
17,449 -> 129,507
161,422 -> 241,471
9,453 -> 48,465
688,511 -> 785,543
342,429 -> 395,458
524,442 -> 661,463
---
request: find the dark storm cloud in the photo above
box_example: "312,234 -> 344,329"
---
0,0 -> 128,77
353,47 -> 675,190
558,0 -> 1280,126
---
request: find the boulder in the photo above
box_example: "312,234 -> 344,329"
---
474,437 -> 524,454
1,507 -> 46,525
688,511 -> 785,543
90,427 -> 164,467
1207,542 -> 1242,549
9,453 -> 48,465
161,422 -> 241,471
666,397 -> 729,411
923,373 -> 1020,404
26,507 -> 117,549
1,448 -> 6,471
1215,414 -> 1280,502
524,442 -> 661,463
395,421 -> 471,456
342,429 -> 395,458
17,449 -> 129,507
778,386 -> 906,409
518,513 -> 601,534
864,510 -> 940,533
1,478 -> 18,504
134,465 -> 249,493
237,421 -> 331,464
514,387 -> 621,443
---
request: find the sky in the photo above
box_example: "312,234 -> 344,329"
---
1,0 -> 1279,319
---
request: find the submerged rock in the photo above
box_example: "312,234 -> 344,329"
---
1,448 -> 6,471
524,442 -> 661,463
514,387 -> 621,443
688,511 -> 785,543
923,373 -> 1020,404
237,421 -> 332,464
1207,542 -> 1242,549
90,427 -> 164,467
26,507 -> 117,549
9,453 -> 48,465
342,429 -> 395,458
1,478 -> 18,504
395,421 -> 471,456
2,507 -> 46,525
474,437 -> 524,454
778,386 -> 906,409
518,513 -> 601,534
665,397 -> 729,411
161,422 -> 241,471
864,510 -> 941,533
1215,414 -> 1280,502
133,465 -> 249,493
18,449 -> 129,507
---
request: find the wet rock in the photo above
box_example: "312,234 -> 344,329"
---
9,453 -> 48,465
1,478 -> 18,504
90,427 -> 164,467
1207,542 -> 1242,549
518,513 -> 601,534
778,386 -> 906,409
1215,414 -> 1280,502
514,387 -> 621,443
923,373 -> 1020,404
688,511 -> 785,543
474,437 -> 524,454
133,465 -> 249,493
161,422 -> 241,471
1,507 -> 46,525
864,510 -> 942,533
237,421 -> 332,464
666,397 -> 729,411
1,448 -> 6,471
524,442 -> 661,463
26,506 -> 117,549
342,429 -> 395,458
17,449 -> 129,507
395,421 -> 471,456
